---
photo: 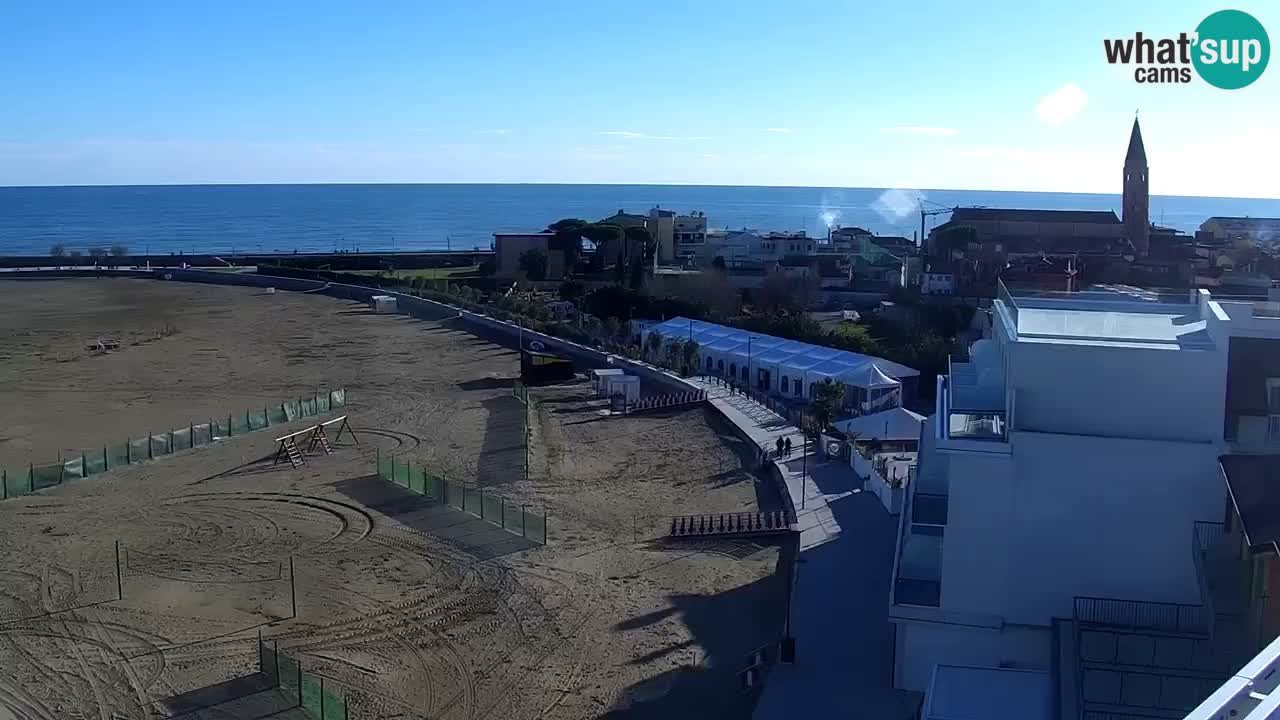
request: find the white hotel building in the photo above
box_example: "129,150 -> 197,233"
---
893,281 -> 1280,720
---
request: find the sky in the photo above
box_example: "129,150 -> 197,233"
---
1,0 -> 1277,197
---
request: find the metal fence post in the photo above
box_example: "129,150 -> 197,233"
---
126,438 -> 131,464
500,498 -> 505,529
320,677 -> 326,720
480,489 -> 485,519
522,504 -> 527,537
103,446 -> 108,472
273,640 -> 281,688
168,429 -> 174,452
27,464 -> 33,494
2,469 -> 6,500
148,432 -> 154,460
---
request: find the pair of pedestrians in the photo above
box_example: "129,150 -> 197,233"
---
774,435 -> 793,459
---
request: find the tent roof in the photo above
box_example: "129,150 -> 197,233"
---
843,363 -> 901,389
834,407 -> 926,441
650,317 -> 919,378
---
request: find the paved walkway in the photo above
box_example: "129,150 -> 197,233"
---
689,377 -> 920,719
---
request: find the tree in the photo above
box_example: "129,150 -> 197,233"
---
812,379 -> 846,430
87,247 -> 105,262
682,338 -> 700,374
645,331 -> 663,359
663,340 -> 682,369
601,316 -> 620,341
558,279 -> 586,305
49,244 -> 66,258
711,256 -> 727,273
628,259 -> 645,290
547,218 -> 589,271
580,223 -> 624,265
478,257 -> 497,276
518,248 -> 549,281
614,255 -> 627,285
110,245 -> 129,257
623,226 -> 652,262
757,270 -> 800,313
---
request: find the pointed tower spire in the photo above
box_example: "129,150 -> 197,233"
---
1125,116 -> 1147,167
1123,116 -> 1150,256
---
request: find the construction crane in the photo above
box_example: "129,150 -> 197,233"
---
919,200 -> 956,252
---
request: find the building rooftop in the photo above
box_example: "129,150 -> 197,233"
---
925,665 -> 1052,720
1221,454 -> 1280,553
998,283 -> 1213,350
950,207 -> 1121,225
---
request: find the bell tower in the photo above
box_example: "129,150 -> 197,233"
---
1123,117 -> 1150,256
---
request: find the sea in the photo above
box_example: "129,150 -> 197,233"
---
1,184 -> 1278,257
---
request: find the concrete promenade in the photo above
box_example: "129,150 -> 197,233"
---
689,377 -> 921,719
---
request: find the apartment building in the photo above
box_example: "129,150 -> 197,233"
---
891,281 -> 1280,719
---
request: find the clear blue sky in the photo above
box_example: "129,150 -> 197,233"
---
1,0 -> 1276,196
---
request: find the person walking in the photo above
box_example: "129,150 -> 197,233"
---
776,436 -> 785,459
784,436 -> 793,458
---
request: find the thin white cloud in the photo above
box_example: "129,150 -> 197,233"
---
1035,82 -> 1088,127
477,129 -> 511,135
882,126 -> 959,137
766,127 -> 792,134
595,131 -> 710,141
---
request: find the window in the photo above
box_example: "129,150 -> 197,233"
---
781,376 -> 789,394
730,362 -> 737,378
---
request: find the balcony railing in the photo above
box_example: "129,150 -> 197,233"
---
1073,596 -> 1211,637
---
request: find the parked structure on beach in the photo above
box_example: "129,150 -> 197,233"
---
892,280 -> 1280,719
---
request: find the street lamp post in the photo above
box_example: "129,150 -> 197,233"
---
801,433 -> 808,510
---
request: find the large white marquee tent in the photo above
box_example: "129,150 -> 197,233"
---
646,317 -> 920,409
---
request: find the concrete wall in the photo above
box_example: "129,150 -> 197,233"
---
896,620 -> 1050,692
941,430 -> 1225,625
1009,339 -> 1226,443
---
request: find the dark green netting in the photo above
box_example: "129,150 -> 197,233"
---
84,452 -> 107,476
62,457 -> 84,481
268,406 -> 287,425
108,443 -> 130,468
321,687 -> 347,720
504,502 -> 524,532
249,411 -> 268,431
283,401 -> 301,421
301,672 -> 322,716
482,493 -> 502,522
330,389 -> 346,407
301,398 -> 318,417
231,414 -> 250,434
150,433 -> 172,456
317,394 -> 331,413
172,428 -> 192,451
129,437 -> 150,462
464,487 -> 482,515
212,419 -> 231,440
278,654 -> 301,698
32,463 -> 62,490
192,424 -> 212,447
525,510 -> 547,543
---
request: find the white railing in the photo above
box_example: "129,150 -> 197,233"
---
1184,634 -> 1280,719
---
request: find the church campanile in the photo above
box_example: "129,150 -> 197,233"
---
1123,117 -> 1150,256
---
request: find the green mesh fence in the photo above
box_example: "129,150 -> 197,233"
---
151,433 -> 172,456
526,511 -> 547,544
192,423 -> 212,447
482,493 -> 502,523
261,638 -> 349,720
7,389 -> 346,501
322,686 -> 348,720
62,457 -> 84,481
375,455 -> 544,544
108,443 -> 129,468
32,463 -> 62,490
504,502 -> 523,532
85,451 -> 107,476
301,673 -> 322,716
464,487 -> 482,515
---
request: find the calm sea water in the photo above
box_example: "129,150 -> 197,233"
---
1,184 -> 1278,257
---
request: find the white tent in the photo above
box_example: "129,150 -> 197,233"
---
833,407 -> 925,442
843,363 -> 901,390
841,363 -> 902,414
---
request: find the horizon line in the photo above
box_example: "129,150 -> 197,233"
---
0,180 -> 1276,203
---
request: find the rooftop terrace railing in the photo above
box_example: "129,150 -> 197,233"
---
1074,595 -> 1211,637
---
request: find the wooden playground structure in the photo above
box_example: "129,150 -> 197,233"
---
273,415 -> 358,469
668,510 -> 793,539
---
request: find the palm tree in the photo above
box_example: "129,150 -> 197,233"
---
645,331 -> 663,360
682,338 -> 700,375
812,379 -> 847,430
